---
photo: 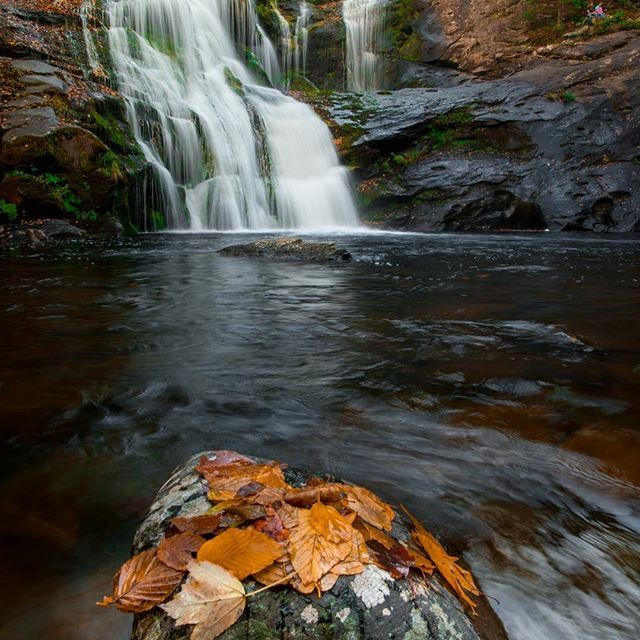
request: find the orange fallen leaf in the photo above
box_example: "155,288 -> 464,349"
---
157,532 -> 205,571
96,548 -> 183,613
161,561 -> 246,640
197,528 -> 284,580
343,485 -> 395,532
289,501 -> 354,586
402,506 -> 479,611
252,554 -> 294,586
284,483 -> 347,507
355,518 -> 396,549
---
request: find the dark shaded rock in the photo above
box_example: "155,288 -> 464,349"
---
219,237 -> 353,262
0,219 -> 86,250
37,219 -> 87,238
0,174 -> 66,218
322,33 -> 640,233
129,452 -> 507,640
3,106 -> 60,133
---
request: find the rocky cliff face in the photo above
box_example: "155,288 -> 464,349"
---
1,0 -> 638,233
294,0 -> 640,232
0,0 -> 143,232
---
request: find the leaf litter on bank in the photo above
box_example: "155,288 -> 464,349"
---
99,450 -> 481,637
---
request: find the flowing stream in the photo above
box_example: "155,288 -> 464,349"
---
343,0 -> 387,91
1,233 -> 639,640
106,0 -> 358,230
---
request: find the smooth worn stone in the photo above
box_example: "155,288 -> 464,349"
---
219,237 -> 352,262
19,74 -> 69,94
5,95 -> 47,108
11,59 -> 58,75
130,452 -> 508,640
4,107 -> 59,130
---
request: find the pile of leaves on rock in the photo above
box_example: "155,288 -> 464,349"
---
98,451 -> 479,639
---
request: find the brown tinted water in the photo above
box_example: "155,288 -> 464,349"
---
1,232 -> 639,639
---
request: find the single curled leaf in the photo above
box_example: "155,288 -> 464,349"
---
96,548 -> 183,613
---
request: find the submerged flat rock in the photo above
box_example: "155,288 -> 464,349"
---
219,237 -> 352,262
130,452 -> 507,640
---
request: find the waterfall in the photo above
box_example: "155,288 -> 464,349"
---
275,2 -> 310,88
343,0 -> 387,91
105,0 -> 358,230
294,2 -> 311,80
80,0 -> 104,76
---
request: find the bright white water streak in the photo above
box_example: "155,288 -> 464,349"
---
106,0 -> 359,230
343,0 -> 387,91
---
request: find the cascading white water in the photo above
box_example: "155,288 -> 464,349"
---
106,0 -> 358,230
81,0 -> 104,76
343,0 -> 387,91
294,1 -> 311,80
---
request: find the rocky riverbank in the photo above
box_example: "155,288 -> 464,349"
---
0,0 -> 143,232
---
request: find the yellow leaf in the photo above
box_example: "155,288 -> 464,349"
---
402,507 -> 479,612
289,502 -> 354,586
197,528 -> 284,580
161,561 -> 245,640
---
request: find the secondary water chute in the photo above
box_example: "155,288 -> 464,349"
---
106,0 -> 358,230
343,0 -> 387,91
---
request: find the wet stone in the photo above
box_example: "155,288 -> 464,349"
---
19,74 -> 69,95
5,95 -> 47,108
130,452 -> 508,640
11,59 -> 58,75
219,237 -> 352,262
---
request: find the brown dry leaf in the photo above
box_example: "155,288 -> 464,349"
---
289,501 -> 355,586
197,528 -> 284,580
246,485 -> 287,506
253,507 -> 289,542
96,548 -> 183,613
252,555 -> 294,586
204,463 -> 289,501
403,507 -> 479,611
207,499 -> 243,515
343,485 -> 395,532
157,532 -> 205,571
161,561 -> 245,640
198,451 -> 255,469
284,483 -> 347,507
368,540 -> 433,579
275,502 -> 299,530
331,527 -> 369,576
225,503 -> 268,521
171,514 -> 221,536
354,518 -> 395,550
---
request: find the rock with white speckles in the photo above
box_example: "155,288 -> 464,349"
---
130,452 -> 509,640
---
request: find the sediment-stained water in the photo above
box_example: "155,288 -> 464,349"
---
1,232 -> 639,639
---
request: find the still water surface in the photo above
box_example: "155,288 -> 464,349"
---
1,232 -> 639,639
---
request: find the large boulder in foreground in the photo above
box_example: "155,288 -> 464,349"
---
130,452 -> 507,640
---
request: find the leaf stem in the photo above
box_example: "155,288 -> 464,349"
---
246,571 -> 296,597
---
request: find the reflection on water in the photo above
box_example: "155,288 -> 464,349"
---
1,232 -> 639,640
